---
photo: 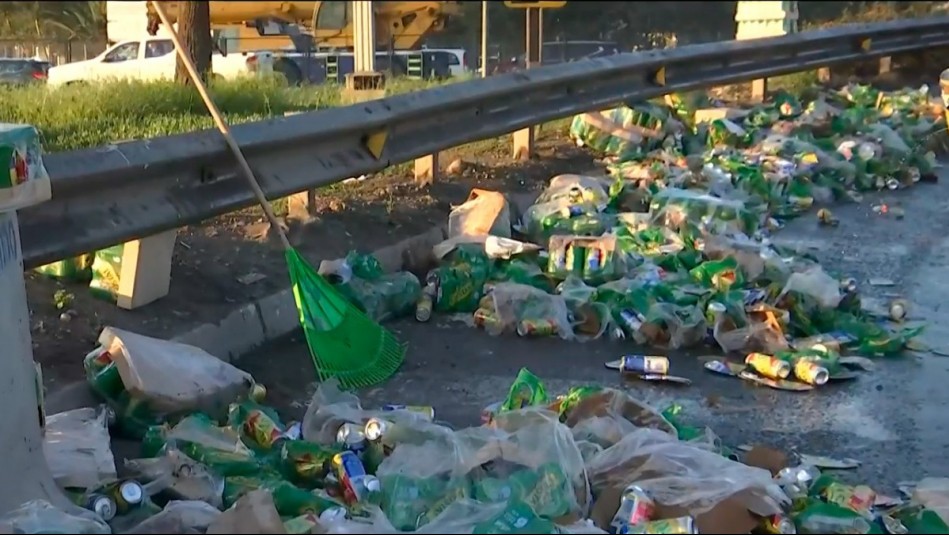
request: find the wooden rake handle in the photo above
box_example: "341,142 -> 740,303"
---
150,1 -> 292,251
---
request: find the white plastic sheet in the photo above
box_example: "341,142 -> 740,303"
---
98,326 -> 254,417
43,406 -> 117,490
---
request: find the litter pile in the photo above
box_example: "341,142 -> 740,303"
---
12,332 -> 949,534
8,84 -> 947,533
322,83 -> 937,391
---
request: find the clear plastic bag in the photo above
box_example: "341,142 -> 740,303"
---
43,405 -> 117,490
375,408 -> 591,530
126,448 -> 225,509
0,499 -> 111,534
779,266 -> 842,309
167,413 -> 253,455
126,500 -> 221,534
485,283 -> 574,339
649,188 -> 757,235
448,189 -> 512,239
521,175 -> 611,242
323,500 -> 508,534
585,428 -> 787,515
98,326 -> 254,417
558,388 -> 676,440
302,378 -> 446,445
646,302 -> 707,350
712,319 -> 789,354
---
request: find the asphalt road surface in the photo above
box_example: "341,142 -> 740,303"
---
237,167 -> 949,494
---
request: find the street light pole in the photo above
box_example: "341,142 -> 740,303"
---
480,0 -> 488,78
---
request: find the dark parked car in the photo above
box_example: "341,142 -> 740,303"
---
0,59 -> 49,85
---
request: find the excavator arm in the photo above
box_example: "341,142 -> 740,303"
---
146,1 -> 459,50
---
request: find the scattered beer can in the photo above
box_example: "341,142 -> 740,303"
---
745,353 -> 791,380
817,208 -> 839,227
617,516 -> 697,534
793,358 -> 830,386
84,494 -> 116,522
415,291 -> 434,323
336,423 -> 367,453
610,485 -> 655,532
516,318 -> 559,337
889,299 -> 908,322
759,514 -> 797,534
620,355 -> 670,376
364,418 -> 390,442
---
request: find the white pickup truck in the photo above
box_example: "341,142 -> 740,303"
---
47,37 -> 253,86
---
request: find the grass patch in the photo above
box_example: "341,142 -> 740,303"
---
0,76 -> 451,152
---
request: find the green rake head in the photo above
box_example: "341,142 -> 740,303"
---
286,248 -> 406,389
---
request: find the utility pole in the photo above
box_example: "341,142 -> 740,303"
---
174,1 -> 212,86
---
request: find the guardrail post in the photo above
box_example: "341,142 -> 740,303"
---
512,6 -> 541,160
107,231 -> 178,310
879,56 -> 892,75
415,153 -> 439,186
735,1 -> 798,101
282,111 -> 320,219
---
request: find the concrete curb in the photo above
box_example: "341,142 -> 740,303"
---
166,186 -> 555,362
170,225 -> 450,362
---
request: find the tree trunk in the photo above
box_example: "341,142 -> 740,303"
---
174,1 -> 212,86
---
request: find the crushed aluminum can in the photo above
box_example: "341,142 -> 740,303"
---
817,208 -> 839,227
336,423 -> 366,453
889,299 -> 908,322
364,418 -> 390,442
775,465 -> 821,495
759,514 -> 796,534
282,421 -> 303,441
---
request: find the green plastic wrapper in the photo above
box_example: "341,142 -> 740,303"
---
492,258 -> 551,292
689,257 -> 745,292
499,368 -> 549,413
511,463 -> 572,519
227,400 -> 287,452
379,474 -> 447,531
569,106 -> 665,160
792,499 -> 879,534
35,253 -> 94,282
164,414 -> 263,477
223,476 -> 344,517
416,478 -> 472,528
893,506 -> 949,534
472,499 -> 561,534
82,347 -> 160,439
344,251 -> 384,281
277,440 -> 344,487
428,244 -> 493,313
335,271 -> 422,323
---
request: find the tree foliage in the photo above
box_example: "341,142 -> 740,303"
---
430,1 -> 944,53
0,1 -> 105,40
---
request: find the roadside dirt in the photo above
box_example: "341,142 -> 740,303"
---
26,124 -> 595,389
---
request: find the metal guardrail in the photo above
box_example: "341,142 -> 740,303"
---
19,17 -> 949,268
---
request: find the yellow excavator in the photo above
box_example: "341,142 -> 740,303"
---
146,1 -> 460,52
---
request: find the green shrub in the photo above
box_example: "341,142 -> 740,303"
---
0,76 -> 448,152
